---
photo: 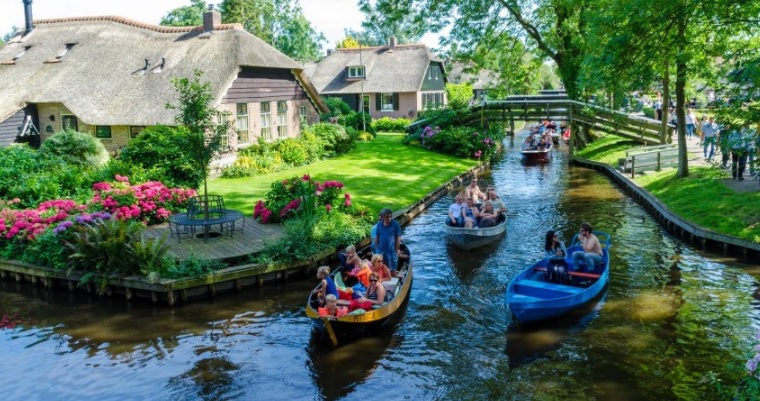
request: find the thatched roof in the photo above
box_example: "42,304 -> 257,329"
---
0,16 -> 308,125
308,44 -> 443,94
447,61 -> 500,90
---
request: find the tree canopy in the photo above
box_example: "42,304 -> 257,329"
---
160,0 -> 325,61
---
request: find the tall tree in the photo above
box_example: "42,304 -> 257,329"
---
351,0 -> 426,46
160,0 -> 206,27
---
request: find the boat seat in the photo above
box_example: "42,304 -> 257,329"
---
383,277 -> 399,293
514,280 -> 585,298
510,293 -> 543,302
534,266 -> 601,280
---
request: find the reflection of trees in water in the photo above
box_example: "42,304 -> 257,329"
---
167,357 -> 242,401
306,330 -> 395,401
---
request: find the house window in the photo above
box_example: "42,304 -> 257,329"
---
299,105 -> 308,126
381,93 -> 395,111
277,101 -> 288,138
130,126 -> 145,139
362,95 -> 370,112
261,102 -> 271,140
347,66 -> 365,78
95,126 -> 112,139
423,92 -> 444,110
216,112 -> 229,150
61,115 -> 78,131
236,103 -> 250,144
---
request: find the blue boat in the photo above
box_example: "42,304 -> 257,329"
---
506,232 -> 611,324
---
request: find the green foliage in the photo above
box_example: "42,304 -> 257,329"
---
0,144 -> 93,208
304,123 -> 353,157
38,129 -> 109,168
273,138 -> 309,166
408,124 -> 504,161
130,236 -> 172,276
119,125 -> 204,188
321,97 -> 353,119
89,159 -> 155,186
336,36 -> 360,49
339,112 -> 375,135
160,0 -> 205,26
164,256 -> 226,279
357,131 -> 375,141
372,117 -> 411,132
445,82 -> 473,110
642,106 -> 655,119
19,230 -> 73,270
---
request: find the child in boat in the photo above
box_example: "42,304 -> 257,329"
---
318,294 -> 348,319
312,265 -> 338,306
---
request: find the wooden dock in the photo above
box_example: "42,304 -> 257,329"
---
142,217 -> 284,261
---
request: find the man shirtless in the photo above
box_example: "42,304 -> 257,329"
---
464,177 -> 487,204
571,222 -> 603,272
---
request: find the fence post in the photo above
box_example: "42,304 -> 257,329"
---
657,152 -> 661,171
631,157 -> 635,178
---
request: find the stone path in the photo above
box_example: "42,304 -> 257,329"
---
673,134 -> 759,193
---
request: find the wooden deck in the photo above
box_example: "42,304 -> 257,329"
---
143,217 -> 284,261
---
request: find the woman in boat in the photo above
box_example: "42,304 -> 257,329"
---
477,201 -> 498,228
537,137 -> 549,151
312,265 -> 338,306
544,230 -> 568,283
349,272 -> 386,312
369,254 -> 392,282
486,188 -> 508,214
522,135 -> 536,151
463,198 -> 480,228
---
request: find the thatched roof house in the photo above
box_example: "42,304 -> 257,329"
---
447,61 -> 500,101
0,7 -> 327,151
306,38 -> 447,120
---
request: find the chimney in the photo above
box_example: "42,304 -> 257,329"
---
203,3 -> 221,32
326,49 -> 334,56
22,0 -> 33,35
389,36 -> 397,48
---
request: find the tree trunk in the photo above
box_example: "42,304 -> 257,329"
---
660,64 -> 670,144
675,17 -> 689,178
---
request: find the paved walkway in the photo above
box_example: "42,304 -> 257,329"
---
673,134 -> 759,193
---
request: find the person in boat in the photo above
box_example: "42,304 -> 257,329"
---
477,201 -> 499,228
318,294 -> 345,319
370,253 -> 392,282
339,245 -> 363,286
349,272 -> 386,312
375,208 -> 402,276
544,230 -> 568,283
464,177 -> 487,204
447,194 -> 466,227
312,265 -> 338,306
370,212 -> 382,254
543,129 -> 553,147
537,137 -> 550,151
462,198 -> 480,228
522,135 -> 536,151
571,222 -> 603,272
486,189 -> 508,214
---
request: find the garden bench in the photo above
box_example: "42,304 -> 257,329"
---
168,195 -> 244,241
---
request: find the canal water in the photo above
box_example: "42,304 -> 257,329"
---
2,134 -> 759,401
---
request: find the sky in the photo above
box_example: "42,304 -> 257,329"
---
0,0 -> 440,50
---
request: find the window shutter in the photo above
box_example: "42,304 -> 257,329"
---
393,93 -> 399,111
376,94 -> 381,111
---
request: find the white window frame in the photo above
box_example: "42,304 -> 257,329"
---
299,105 -> 308,126
236,103 -> 249,144
216,112 -> 229,150
381,93 -> 394,112
277,101 -> 288,138
348,66 -> 365,78
261,102 -> 272,140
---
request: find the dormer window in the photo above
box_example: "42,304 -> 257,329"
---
14,46 -> 31,60
347,66 -> 365,79
57,43 -> 77,59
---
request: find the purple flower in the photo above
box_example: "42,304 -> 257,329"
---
52,220 -> 73,235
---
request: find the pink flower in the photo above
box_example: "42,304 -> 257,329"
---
115,175 -> 129,183
302,174 -> 310,181
344,200 -> 351,207
474,150 -> 482,158
325,204 -> 332,213
344,193 -> 351,200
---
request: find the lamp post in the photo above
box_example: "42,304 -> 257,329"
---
360,44 -> 366,132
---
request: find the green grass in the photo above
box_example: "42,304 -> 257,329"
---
578,133 -> 760,243
636,168 -> 760,243
575,134 -> 639,165
207,133 -> 480,215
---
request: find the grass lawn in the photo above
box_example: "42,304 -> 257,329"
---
577,133 -> 760,243
207,133 -> 480,216
636,168 -> 760,243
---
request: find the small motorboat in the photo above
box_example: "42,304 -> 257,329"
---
506,232 -> 611,324
305,244 -> 413,346
520,146 -> 553,163
445,212 -> 507,250
561,127 -> 571,145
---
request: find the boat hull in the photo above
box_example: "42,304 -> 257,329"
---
520,149 -> 552,163
305,245 -> 413,346
445,213 -> 507,250
506,233 -> 611,324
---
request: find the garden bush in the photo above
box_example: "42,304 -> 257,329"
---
339,112 -> 376,136
642,106 -> 655,119
38,129 -> 109,169
321,97 -> 353,120
305,123 -> 353,157
405,123 -> 505,161
119,125 -> 204,189
372,116 -> 412,132
273,138 -> 309,166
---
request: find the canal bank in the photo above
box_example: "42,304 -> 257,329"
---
572,155 -> 760,264
0,162 -> 490,306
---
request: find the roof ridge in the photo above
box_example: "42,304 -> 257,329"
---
336,43 -> 426,51
33,16 -> 243,33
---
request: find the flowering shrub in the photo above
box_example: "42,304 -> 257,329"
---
254,175 -> 357,224
410,124 -> 504,161
90,177 -> 196,225
740,330 -> 760,398
0,199 -> 86,241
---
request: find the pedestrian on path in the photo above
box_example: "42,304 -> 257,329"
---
729,125 -> 752,181
686,108 -> 698,139
701,116 -> 719,161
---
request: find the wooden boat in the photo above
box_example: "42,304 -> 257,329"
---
561,127 -> 571,144
445,212 -> 507,250
305,244 -> 413,346
506,232 -> 611,324
520,145 -> 553,163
